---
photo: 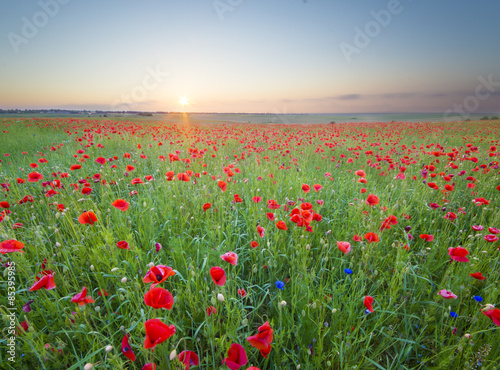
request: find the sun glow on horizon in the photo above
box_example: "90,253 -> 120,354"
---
179,96 -> 189,106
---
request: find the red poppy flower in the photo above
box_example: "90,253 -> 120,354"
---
142,364 -> 156,370
144,287 -> 174,309
220,252 -> 238,266
178,350 -> 200,370
143,265 -> 175,287
223,343 -> 248,370
12,223 -> 23,229
112,199 -> 130,211
29,270 -> 56,291
257,225 -> 265,238
252,196 -> 262,203
470,272 -> 485,280
276,221 -> 288,230
482,308 -> 500,326
98,289 -> 109,297
131,178 -> 143,185
71,287 -> 95,306
203,203 -> 211,211
363,296 -> 374,312
0,239 -> 25,254
247,321 -> 273,352
122,333 -> 136,361
489,227 -> 500,234
81,187 -> 92,195
144,319 -> 175,349
301,202 -> 313,210
448,247 -> 469,262
116,241 -> 130,250
419,234 -> 434,242
218,180 -> 227,192
353,234 -> 362,242
267,199 -> 280,209
473,197 -> 490,206
206,306 -> 217,316
28,171 -> 43,182
250,241 -> 259,248
234,194 -> 243,203
366,194 -> 379,206
364,232 -> 380,243
0,201 -> 9,209
57,204 -> 65,212
78,211 -> 98,225
70,164 -> 81,171
337,241 -> 351,255
266,212 -> 275,221
210,266 -> 227,286
302,184 -> 311,193
17,178 -> 26,184
238,288 -> 247,298
484,234 -> 499,243
313,184 -> 322,192
126,165 -> 135,171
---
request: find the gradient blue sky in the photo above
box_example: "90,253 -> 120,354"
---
1,0 -> 499,113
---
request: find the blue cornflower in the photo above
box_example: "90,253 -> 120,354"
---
450,312 -> 458,318
344,268 -> 353,274
275,280 -> 285,290
473,296 -> 483,302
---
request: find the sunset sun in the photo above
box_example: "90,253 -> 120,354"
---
179,96 -> 189,106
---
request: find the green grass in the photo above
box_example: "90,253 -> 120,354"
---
0,117 -> 499,369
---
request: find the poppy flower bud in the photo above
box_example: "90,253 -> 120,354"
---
155,243 -> 162,252
217,293 -> 225,302
84,364 -> 93,370
111,268 -> 119,272
464,333 -> 471,339
332,308 -> 337,313
483,304 -> 495,311
55,242 -> 61,248
169,349 -> 177,360
105,345 -> 113,352
90,265 -> 94,271
121,277 -> 127,284
280,300 -> 287,307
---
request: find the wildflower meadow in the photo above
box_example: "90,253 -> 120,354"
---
1,117 -> 500,369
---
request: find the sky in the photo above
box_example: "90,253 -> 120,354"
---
1,0 -> 500,114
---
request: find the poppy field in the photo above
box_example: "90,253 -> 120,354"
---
1,117 -> 500,369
